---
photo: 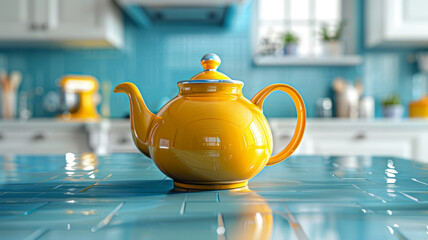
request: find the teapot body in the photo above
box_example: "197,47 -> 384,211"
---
147,82 -> 272,189
114,53 -> 306,190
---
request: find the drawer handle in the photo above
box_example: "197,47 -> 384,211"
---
40,24 -> 47,31
29,24 -> 47,31
279,135 -> 291,140
118,137 -> 129,144
30,23 -> 37,30
354,132 -> 367,140
32,133 -> 46,141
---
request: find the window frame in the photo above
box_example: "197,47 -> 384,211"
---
251,0 -> 361,66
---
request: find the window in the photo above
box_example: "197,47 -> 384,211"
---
255,0 -> 346,57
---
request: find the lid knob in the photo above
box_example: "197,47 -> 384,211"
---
189,53 -> 231,80
201,53 -> 221,71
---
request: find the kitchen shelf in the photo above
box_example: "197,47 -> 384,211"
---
253,55 -> 363,66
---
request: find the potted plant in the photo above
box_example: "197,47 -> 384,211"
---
320,22 -> 345,57
382,94 -> 404,119
282,32 -> 299,56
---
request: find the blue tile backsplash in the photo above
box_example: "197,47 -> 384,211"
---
0,1 -> 425,118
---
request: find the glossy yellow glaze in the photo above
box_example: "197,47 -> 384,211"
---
251,83 -> 306,165
409,96 -> 428,118
113,53 -> 306,190
174,181 -> 248,190
189,69 -> 230,80
59,75 -> 100,121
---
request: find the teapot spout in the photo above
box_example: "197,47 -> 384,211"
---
114,82 -> 156,158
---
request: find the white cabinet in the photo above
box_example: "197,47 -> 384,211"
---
306,132 -> 415,158
366,0 -> 428,47
107,125 -> 137,153
0,0 -> 31,37
86,120 -> 138,155
0,120 -> 91,154
270,119 -> 428,163
0,119 -> 137,155
0,0 -> 123,48
2,119 -> 428,162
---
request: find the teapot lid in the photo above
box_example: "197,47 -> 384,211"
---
185,53 -> 238,82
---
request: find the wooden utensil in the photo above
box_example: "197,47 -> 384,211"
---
1,71 -> 22,119
1,72 -> 12,119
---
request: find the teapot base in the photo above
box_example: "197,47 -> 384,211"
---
174,180 -> 248,190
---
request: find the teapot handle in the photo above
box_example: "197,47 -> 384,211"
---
251,84 -> 306,166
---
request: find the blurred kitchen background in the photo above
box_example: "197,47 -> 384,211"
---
1,0 -> 428,162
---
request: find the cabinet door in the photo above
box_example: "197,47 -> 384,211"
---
108,130 -> 139,153
0,0 -> 31,38
0,0 -> 122,47
44,0 -> 103,39
308,131 -> 415,159
272,129 -> 308,155
384,0 -> 428,41
0,127 -> 91,154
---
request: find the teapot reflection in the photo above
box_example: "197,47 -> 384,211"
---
199,188 -> 273,240
331,156 -> 373,178
64,152 -> 98,180
125,188 -> 275,240
65,152 -> 98,171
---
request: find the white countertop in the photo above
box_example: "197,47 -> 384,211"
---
0,118 -> 129,128
1,118 -> 428,129
1,117 -> 427,123
1,118 -> 427,161
269,118 -> 428,129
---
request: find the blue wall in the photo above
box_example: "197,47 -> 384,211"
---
0,1 -> 422,118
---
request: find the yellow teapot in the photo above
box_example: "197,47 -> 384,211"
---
114,53 -> 306,190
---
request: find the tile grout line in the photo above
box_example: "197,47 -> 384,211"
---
80,174 -> 113,193
40,184 -> 63,194
399,192 -> 419,202
91,201 -> 125,232
364,178 -> 377,184
279,202 -> 310,240
24,227 -> 48,240
352,184 -> 387,203
217,212 -> 227,240
24,202 -> 49,215
159,176 -> 168,184
180,194 -> 188,215
25,184 -> 63,202
387,225 -> 409,240
36,175 -> 61,185
411,178 -> 428,185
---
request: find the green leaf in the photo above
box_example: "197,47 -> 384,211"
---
283,32 -> 299,44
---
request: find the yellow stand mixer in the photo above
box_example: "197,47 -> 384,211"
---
59,75 -> 100,121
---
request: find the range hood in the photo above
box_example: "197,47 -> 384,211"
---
116,0 -> 248,28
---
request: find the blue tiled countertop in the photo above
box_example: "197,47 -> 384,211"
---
0,153 -> 427,239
